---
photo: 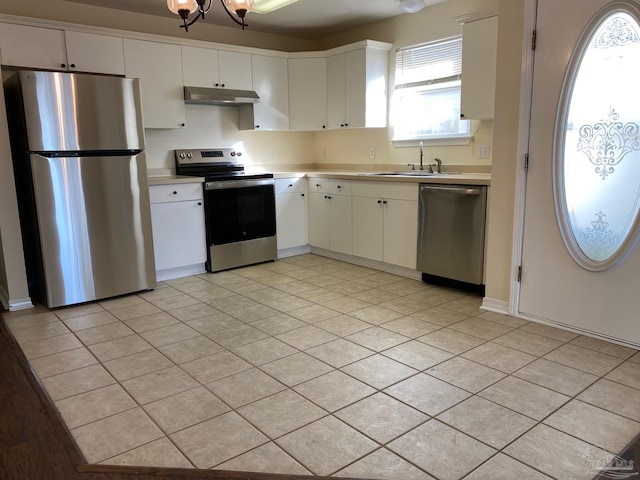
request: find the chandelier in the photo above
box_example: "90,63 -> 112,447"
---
167,0 -> 255,32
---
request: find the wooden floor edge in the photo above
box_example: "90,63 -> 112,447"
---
0,314 -> 368,480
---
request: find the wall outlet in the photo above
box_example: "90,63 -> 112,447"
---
477,144 -> 490,159
369,147 -> 376,159
323,147 -> 327,159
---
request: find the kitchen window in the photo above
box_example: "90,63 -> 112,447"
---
391,36 -> 472,144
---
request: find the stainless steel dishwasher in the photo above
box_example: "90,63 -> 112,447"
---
417,184 -> 487,291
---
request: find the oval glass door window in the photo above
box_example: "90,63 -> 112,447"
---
555,6 -> 640,271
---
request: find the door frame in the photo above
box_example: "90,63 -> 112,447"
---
509,0 -> 538,316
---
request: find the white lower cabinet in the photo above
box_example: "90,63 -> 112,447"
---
149,183 -> 206,280
352,181 -> 418,269
308,179 -> 352,255
275,178 -> 307,251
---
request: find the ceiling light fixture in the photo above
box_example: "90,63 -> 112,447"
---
167,0 -> 255,32
399,0 -> 426,14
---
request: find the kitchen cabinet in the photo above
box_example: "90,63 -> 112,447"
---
64,31 -> 125,75
308,179 -> 352,254
352,181 -> 418,269
240,54 -> 289,131
149,182 -> 206,280
288,57 -> 327,131
460,15 -> 499,120
0,23 -> 67,70
181,47 -> 253,90
0,24 -> 124,75
326,45 -> 390,130
123,39 -> 186,129
275,177 -> 307,251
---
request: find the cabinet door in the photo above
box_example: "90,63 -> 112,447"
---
123,39 -> 186,129
251,55 -> 289,131
345,48 -> 367,129
276,192 -> 307,250
308,192 -> 330,249
182,46 -> 219,87
352,196 -> 383,262
326,53 -> 346,129
151,200 -> 206,271
288,57 -> 327,131
383,199 -> 418,269
329,194 -> 352,254
0,23 -> 67,70
218,50 -> 253,90
64,31 -> 124,75
460,16 -> 498,120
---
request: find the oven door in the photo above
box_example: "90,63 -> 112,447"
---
204,178 -> 276,246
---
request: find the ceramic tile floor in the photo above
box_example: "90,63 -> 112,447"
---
4,254 -> 640,480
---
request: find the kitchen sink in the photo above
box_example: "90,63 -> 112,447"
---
359,171 -> 460,176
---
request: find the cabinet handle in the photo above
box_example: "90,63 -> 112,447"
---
344,123 -> 349,127
316,184 -> 321,187
70,63 -> 76,68
288,184 -> 293,188
377,200 -> 382,204
61,63 -> 66,68
301,193 -> 305,197
173,191 -> 178,195
340,124 -> 345,127
383,200 -> 388,204
460,113 -> 466,119
215,83 -> 220,87
221,83 -> 225,87
337,185 -> 342,189
197,202 -> 202,205
322,125 -> 326,129
180,123 -> 185,127
255,125 -> 260,129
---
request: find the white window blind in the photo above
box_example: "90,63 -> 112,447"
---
395,36 -> 463,87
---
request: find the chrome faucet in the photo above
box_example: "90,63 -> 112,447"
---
419,141 -> 424,170
434,157 -> 442,173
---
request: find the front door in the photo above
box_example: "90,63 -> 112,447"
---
519,0 -> 640,346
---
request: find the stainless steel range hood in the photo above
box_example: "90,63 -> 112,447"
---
184,86 -> 260,105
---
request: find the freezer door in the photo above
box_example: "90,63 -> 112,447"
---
30,153 -> 156,307
19,70 -> 144,152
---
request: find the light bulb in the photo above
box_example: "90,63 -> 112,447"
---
399,0 -> 426,14
167,0 -> 198,15
224,0 -> 255,14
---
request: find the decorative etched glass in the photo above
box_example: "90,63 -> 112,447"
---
555,8 -> 640,270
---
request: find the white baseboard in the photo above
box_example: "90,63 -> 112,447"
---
481,297 -> 509,315
309,247 -> 422,280
0,283 -> 33,311
156,264 -> 206,282
518,312 -> 640,350
278,245 -> 311,259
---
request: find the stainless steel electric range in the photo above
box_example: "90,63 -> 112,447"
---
175,148 -> 276,272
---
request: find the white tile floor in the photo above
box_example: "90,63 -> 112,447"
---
4,254 -> 640,479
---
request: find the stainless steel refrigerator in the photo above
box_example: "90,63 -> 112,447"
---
4,70 -> 156,308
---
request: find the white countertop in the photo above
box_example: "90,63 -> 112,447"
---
273,170 -> 491,186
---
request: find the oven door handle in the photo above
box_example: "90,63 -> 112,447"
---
205,178 -> 275,190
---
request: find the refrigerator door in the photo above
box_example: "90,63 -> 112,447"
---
30,152 -> 156,307
19,70 -> 144,152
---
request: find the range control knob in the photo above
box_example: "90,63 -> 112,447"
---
186,152 -> 193,159
236,152 -> 242,157
179,152 -> 186,159
230,151 -> 236,157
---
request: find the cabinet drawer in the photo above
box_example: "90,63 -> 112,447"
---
330,179 -> 351,195
309,178 -> 330,193
276,177 -> 306,195
351,180 -> 417,200
149,183 -> 203,203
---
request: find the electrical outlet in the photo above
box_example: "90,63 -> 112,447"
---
369,147 -> 376,159
477,144 -> 490,159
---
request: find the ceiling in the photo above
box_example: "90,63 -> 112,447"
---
64,0 -> 448,39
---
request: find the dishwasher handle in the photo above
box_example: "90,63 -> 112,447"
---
420,184 -> 483,195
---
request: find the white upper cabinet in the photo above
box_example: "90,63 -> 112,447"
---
123,39 -> 186,129
181,46 -> 220,87
182,47 -> 252,90
242,54 -> 289,131
218,50 -> 253,90
64,31 -> 125,75
460,15 -> 499,120
0,24 -> 124,75
326,45 -> 390,130
289,57 -> 327,131
0,23 -> 67,70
